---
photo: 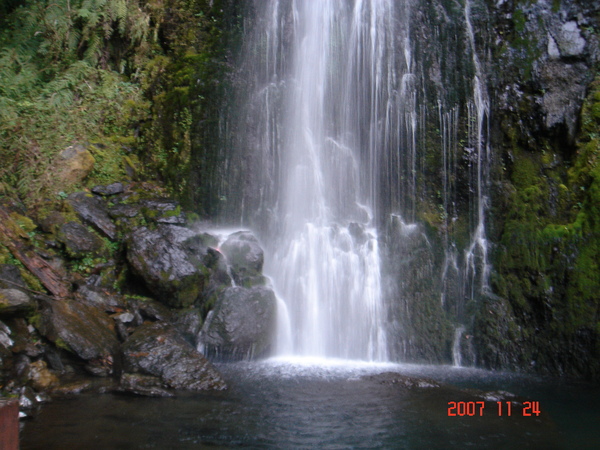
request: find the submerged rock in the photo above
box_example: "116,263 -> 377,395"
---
122,322 -> 226,391
118,373 -> 174,398
200,286 -> 277,361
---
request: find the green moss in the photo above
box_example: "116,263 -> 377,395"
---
20,268 -> 44,293
54,337 -> 71,352
486,73 -> 600,379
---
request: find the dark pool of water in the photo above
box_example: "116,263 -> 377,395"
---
20,357 -> 600,449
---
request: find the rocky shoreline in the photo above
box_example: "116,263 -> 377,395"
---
0,182 -> 277,418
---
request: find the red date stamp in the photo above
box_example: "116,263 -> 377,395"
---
447,401 -> 541,416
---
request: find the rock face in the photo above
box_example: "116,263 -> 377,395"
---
126,225 -> 218,309
122,322 -> 226,391
57,222 -> 105,258
68,192 -> 117,240
220,231 -> 265,286
200,286 -> 277,361
37,298 -> 120,376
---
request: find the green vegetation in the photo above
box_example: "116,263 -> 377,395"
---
486,73 -> 600,378
0,0 -> 236,210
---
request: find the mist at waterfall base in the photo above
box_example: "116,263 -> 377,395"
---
20,359 -> 600,448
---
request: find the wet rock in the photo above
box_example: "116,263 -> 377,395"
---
126,225 -> 215,309
56,144 -> 95,185
122,322 -> 226,391
51,379 -> 94,396
173,308 -> 203,346
68,192 -> 117,240
19,386 -> 40,417
362,372 -> 440,389
76,284 -> 125,312
0,289 -> 34,316
6,318 -> 43,357
92,182 -> 125,197
108,203 -> 140,219
37,298 -> 119,376
200,286 -> 277,361
118,373 -> 174,398
540,61 -> 589,140
127,296 -> 172,323
0,264 -> 26,290
220,231 -> 265,286
0,320 -> 13,349
28,360 -> 59,391
57,222 -> 105,258
140,199 -> 186,225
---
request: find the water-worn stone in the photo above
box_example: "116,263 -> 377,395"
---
118,373 -> 174,397
126,225 -> 219,309
0,289 -> 34,316
200,286 -> 277,361
68,192 -> 117,240
122,322 -> 226,391
57,222 -> 105,258
220,231 -> 265,286
37,298 -> 119,376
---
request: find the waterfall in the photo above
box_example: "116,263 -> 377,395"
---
463,0 -> 491,298
268,0 -> 409,361
221,0 -> 493,365
226,0 -> 419,361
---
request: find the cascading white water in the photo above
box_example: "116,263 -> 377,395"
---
239,0 -> 414,361
463,0 -> 491,297
226,0 -> 493,364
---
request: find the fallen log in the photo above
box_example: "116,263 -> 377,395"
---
0,206 -> 70,298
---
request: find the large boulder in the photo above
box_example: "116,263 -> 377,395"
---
126,225 -> 228,309
36,298 -> 120,376
220,231 -> 265,286
199,286 -> 277,361
68,192 -> 117,240
57,222 -> 105,258
122,322 -> 226,391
